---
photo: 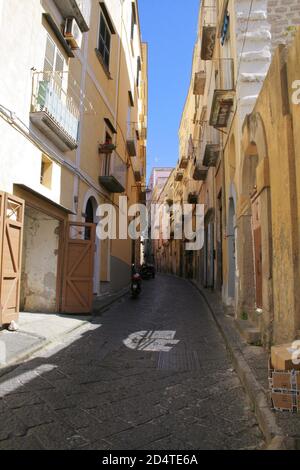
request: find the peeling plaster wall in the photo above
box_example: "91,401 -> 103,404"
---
222,0 -> 298,311
20,207 -> 60,313
240,30 -> 300,343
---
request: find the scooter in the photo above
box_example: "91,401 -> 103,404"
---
131,271 -> 142,299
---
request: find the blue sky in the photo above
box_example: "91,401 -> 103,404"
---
138,0 -> 200,180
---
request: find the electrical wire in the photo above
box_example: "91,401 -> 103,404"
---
0,103 -> 122,208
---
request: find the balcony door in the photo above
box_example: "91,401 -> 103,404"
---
44,34 -> 65,90
102,132 -> 112,176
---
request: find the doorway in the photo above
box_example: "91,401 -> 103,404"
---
227,197 -> 236,301
20,206 -> 61,313
84,196 -> 100,295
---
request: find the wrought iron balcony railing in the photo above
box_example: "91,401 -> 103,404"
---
209,58 -> 235,128
175,169 -> 184,182
30,71 -> 80,152
127,122 -> 138,157
99,151 -> 127,193
179,156 -> 189,170
200,1 -> 217,60
131,156 -> 143,183
201,122 -> 221,167
193,162 -> 208,181
193,71 -> 206,96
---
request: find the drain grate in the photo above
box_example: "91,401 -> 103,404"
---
157,349 -> 201,371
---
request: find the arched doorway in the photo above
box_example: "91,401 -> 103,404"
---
225,135 -> 237,305
204,209 -> 215,288
227,195 -> 236,301
239,113 -> 273,345
84,196 -> 100,296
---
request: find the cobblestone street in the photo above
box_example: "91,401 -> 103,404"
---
0,275 -> 264,450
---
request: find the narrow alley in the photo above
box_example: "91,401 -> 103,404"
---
0,275 -> 263,450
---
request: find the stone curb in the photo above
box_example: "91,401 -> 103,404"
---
92,287 -> 130,314
190,280 -> 296,450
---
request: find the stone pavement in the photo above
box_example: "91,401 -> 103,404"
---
0,312 -> 92,368
0,275 -> 264,450
195,283 -> 300,450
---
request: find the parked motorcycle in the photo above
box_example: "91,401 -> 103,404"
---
131,266 -> 142,298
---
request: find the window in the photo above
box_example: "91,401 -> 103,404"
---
40,154 -> 53,188
103,132 -> 112,175
221,12 -> 230,46
44,35 -> 64,88
131,3 -> 137,41
136,56 -> 141,88
98,13 -> 111,69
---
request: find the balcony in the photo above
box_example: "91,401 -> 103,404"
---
99,143 -> 116,154
201,26 -> 216,60
200,2 -> 217,60
127,122 -> 138,157
131,156 -> 142,183
192,139 -> 208,181
193,71 -> 206,95
202,123 -> 221,167
30,72 -> 79,152
140,125 -> 147,141
165,189 -> 174,206
53,0 -> 89,32
140,145 -> 146,160
179,156 -> 189,170
139,189 -> 147,205
175,170 -> 184,182
193,162 -> 208,181
210,59 -> 235,128
139,116 -> 147,141
188,192 -> 198,204
99,152 -> 126,193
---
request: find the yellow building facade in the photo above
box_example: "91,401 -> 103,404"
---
152,0 -> 300,347
0,0 -> 147,323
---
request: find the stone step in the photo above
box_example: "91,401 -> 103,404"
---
235,319 -> 261,345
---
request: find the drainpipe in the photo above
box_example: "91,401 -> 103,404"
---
72,14 -> 90,220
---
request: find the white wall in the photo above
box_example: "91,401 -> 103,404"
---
0,0 -> 63,203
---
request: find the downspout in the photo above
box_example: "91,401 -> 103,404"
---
73,14 -> 90,220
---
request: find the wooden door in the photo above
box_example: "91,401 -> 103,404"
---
251,196 -> 263,309
0,194 -> 24,325
253,226 -> 263,309
61,222 -> 96,314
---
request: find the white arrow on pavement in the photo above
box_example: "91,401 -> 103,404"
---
123,330 -> 180,352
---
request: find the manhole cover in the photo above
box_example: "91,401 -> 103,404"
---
157,349 -> 201,371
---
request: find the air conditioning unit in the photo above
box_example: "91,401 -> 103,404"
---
64,18 -> 83,50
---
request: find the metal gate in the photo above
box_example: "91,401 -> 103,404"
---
0,193 -> 24,325
61,222 -> 96,314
